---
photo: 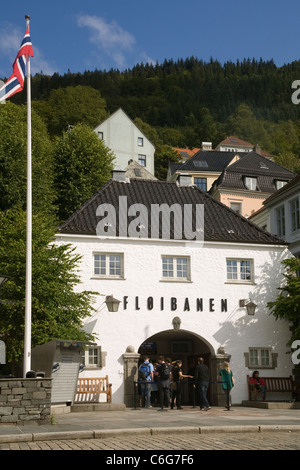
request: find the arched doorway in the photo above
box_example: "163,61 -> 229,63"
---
138,329 -> 213,406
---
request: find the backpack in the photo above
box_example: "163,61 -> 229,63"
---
159,363 -> 170,380
139,362 -> 151,380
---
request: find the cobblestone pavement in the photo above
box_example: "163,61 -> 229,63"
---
1,431 -> 300,450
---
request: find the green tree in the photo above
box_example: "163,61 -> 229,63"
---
0,102 -> 55,214
54,123 -> 115,221
0,208 -> 97,374
154,143 -> 180,181
33,85 -> 108,136
225,104 -> 274,151
273,151 -> 300,174
267,257 -> 300,346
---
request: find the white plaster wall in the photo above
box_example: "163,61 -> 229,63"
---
55,234 -> 293,405
94,109 -> 155,175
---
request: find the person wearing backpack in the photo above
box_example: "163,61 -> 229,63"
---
155,356 -> 171,409
138,356 -> 154,408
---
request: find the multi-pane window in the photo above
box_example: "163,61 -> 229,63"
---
162,256 -> 190,281
194,177 -> 207,191
244,177 -> 257,190
81,346 -> 101,368
275,206 -> 285,237
290,198 -> 300,232
94,253 -> 123,278
138,154 -> 146,167
226,259 -> 253,282
249,348 -> 271,368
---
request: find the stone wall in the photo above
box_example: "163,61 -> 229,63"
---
0,378 -> 52,425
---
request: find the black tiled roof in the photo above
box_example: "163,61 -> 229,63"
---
211,152 -> 295,193
169,150 -> 246,175
59,178 -> 286,245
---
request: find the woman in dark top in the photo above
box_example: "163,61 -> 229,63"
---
170,360 -> 193,409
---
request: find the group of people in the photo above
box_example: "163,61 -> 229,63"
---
138,356 -> 192,409
138,356 -> 266,409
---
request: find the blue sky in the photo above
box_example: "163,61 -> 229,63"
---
1,0 -> 300,77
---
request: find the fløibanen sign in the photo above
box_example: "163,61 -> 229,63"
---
122,296 -> 228,312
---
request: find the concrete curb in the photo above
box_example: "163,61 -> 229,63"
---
1,425 -> 300,444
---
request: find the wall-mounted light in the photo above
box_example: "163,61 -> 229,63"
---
239,299 -> 257,315
105,295 -> 121,312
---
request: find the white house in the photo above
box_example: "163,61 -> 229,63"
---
250,173 -> 300,256
94,108 -> 155,176
56,171 -> 294,407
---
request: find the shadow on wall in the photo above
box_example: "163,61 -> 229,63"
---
213,249 -> 292,389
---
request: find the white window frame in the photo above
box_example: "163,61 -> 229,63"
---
138,154 -> 146,167
93,253 -> 124,279
248,347 -> 272,368
226,258 -> 254,284
81,346 -> 102,369
229,201 -> 242,214
244,177 -> 257,191
275,205 -> 285,237
161,256 -> 191,282
275,180 -> 287,190
290,197 -> 300,232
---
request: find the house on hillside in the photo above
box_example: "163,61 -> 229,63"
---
250,173 -> 300,256
173,145 -> 205,162
215,136 -> 272,158
167,150 -> 243,191
209,152 -> 295,218
94,108 -> 155,176
55,170 -> 294,407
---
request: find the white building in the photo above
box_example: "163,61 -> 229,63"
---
94,108 -> 155,176
56,171 -> 294,406
250,173 -> 300,256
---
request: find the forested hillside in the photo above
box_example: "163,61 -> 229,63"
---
7,57 -> 300,173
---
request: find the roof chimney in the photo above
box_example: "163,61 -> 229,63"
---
111,166 -> 126,182
177,173 -> 192,186
254,144 -> 261,155
201,142 -> 212,151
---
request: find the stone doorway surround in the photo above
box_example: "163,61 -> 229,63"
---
122,336 -> 231,407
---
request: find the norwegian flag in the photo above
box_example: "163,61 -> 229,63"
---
0,25 -> 34,102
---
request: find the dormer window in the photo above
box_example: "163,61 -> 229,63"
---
275,180 -> 287,190
244,177 -> 257,191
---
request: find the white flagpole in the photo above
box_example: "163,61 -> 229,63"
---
23,14 -> 32,377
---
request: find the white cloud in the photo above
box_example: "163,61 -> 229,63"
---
0,22 -> 56,77
77,14 -> 136,69
0,23 -> 23,74
30,46 -> 56,76
139,52 -> 156,66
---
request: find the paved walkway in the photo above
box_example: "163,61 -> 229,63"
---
1,405 -> 300,444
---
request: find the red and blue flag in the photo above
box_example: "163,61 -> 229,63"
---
0,25 -> 34,102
